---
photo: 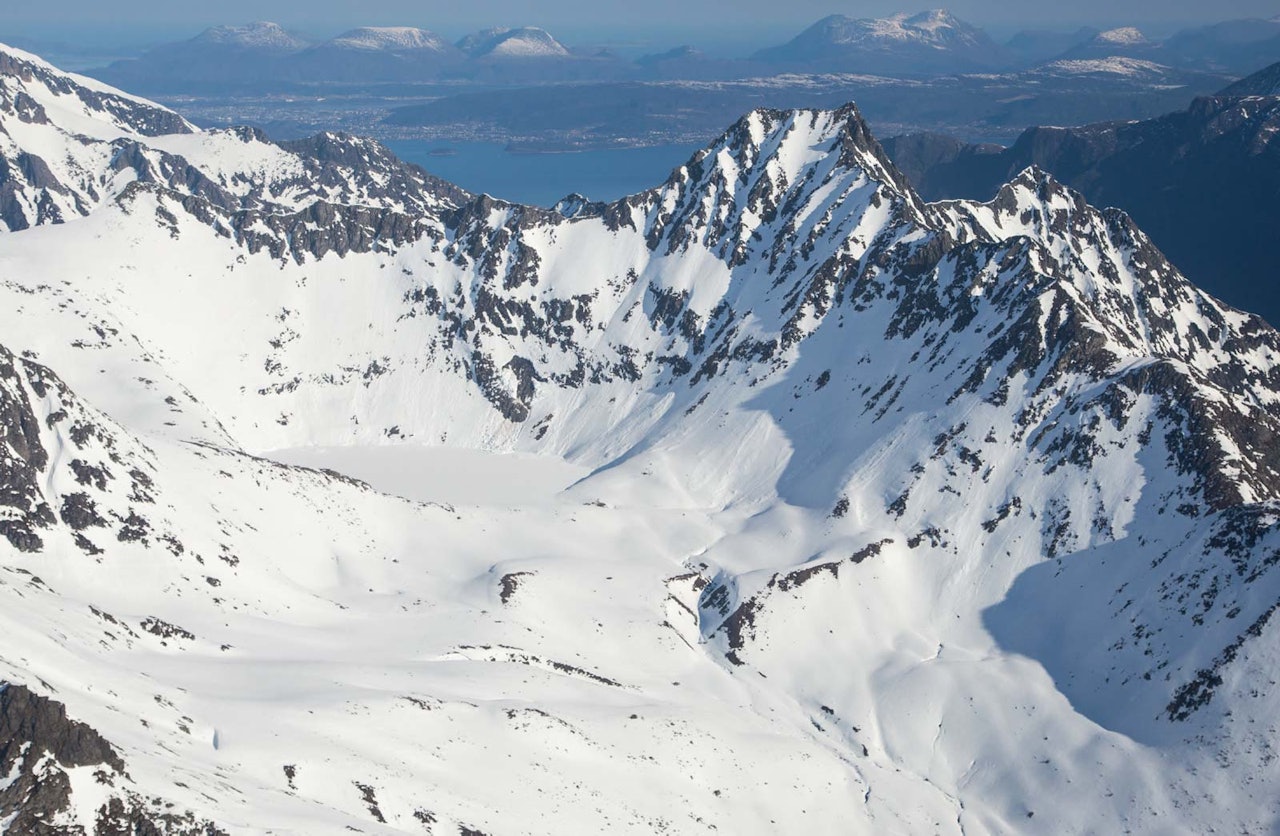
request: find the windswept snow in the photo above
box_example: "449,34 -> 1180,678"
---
192,22 -> 309,51
458,27 -> 571,59
328,27 -> 452,52
1036,57 -> 1170,77
1095,26 -> 1149,45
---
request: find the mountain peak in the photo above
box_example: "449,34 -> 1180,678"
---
822,8 -> 983,45
327,26 -> 451,52
963,164 -> 1091,237
998,164 -> 1077,202
754,9 -> 1004,72
709,103 -> 906,182
638,103 -> 927,270
1094,26 -> 1147,45
456,26 -> 570,58
0,42 -> 192,141
192,22 -> 309,51
898,8 -> 963,29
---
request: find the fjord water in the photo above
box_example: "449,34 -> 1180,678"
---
384,140 -> 707,206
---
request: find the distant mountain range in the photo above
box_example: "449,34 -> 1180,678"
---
87,11 -> 1280,92
883,60 -> 1280,325
95,21 -> 622,89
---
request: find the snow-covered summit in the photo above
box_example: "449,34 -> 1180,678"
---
0,42 -> 195,229
848,8 -> 984,46
795,9 -> 989,50
326,26 -> 454,52
1094,26 -> 1148,45
753,9 -> 1008,72
0,48 -> 465,233
190,21 -> 310,51
0,42 -> 192,138
457,26 -> 571,58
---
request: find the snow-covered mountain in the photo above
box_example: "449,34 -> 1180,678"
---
753,9 -> 1012,74
1054,26 -> 1161,63
1095,26 -> 1149,46
881,75 -> 1280,326
286,27 -> 467,83
191,21 -> 312,52
456,27 -> 572,59
0,44 -> 195,229
95,22 -> 312,90
328,27 -> 457,53
3,42 -> 1280,834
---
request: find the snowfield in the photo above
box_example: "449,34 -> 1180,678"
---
0,41 -> 1279,835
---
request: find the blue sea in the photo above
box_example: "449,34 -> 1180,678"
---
383,141 -> 707,208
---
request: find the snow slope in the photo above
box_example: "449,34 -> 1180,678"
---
456,28 -> 571,59
328,28 -> 455,53
752,10 -> 1011,73
1095,26 -> 1149,46
191,22 -> 310,51
1,42 -> 1280,835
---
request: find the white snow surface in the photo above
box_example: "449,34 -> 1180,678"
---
459,27 -> 571,58
267,446 -> 589,506
1094,26 -> 1148,45
0,46 -> 1278,836
1036,57 -> 1170,77
819,9 -> 985,49
193,22 -> 309,51
327,27 -> 452,52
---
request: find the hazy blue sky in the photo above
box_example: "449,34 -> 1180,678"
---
9,1 -> 1280,46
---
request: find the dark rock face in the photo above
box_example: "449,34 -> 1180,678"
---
105,130 -> 470,261
0,348 -> 58,551
0,683 -> 226,835
0,345 -> 172,557
0,47 -> 189,233
0,683 -> 124,772
881,133 -> 1006,197
1,56 -> 470,238
884,90 -> 1280,325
